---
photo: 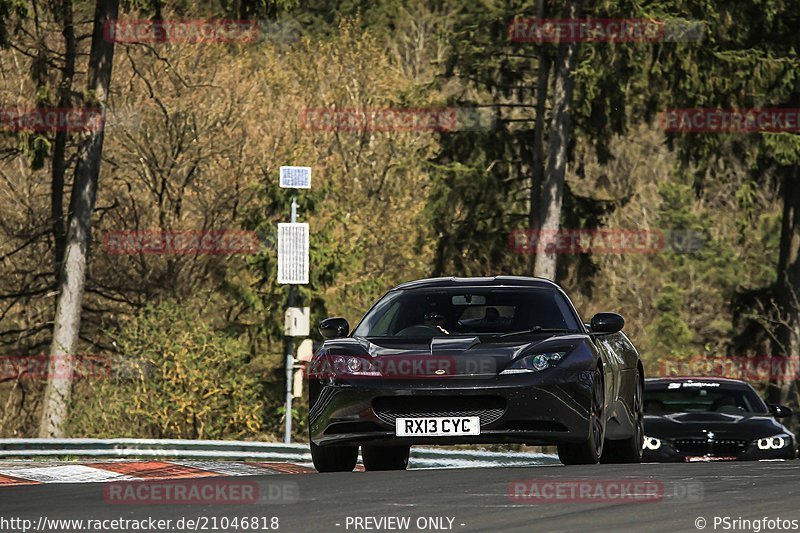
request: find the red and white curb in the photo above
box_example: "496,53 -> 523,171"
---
0,440 -> 559,485
0,460 -> 330,486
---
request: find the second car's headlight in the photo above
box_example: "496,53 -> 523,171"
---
500,352 -> 566,375
643,436 -> 662,450
756,434 -> 792,450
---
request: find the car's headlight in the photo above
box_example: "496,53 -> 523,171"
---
755,434 -> 792,450
500,351 -> 566,375
332,355 -> 380,376
643,436 -> 662,450
304,355 -> 380,378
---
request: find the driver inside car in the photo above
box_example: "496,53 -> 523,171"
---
423,312 -> 449,334
711,395 -> 741,413
483,306 -> 500,325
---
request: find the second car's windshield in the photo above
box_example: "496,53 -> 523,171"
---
644,382 -> 768,414
352,286 -> 581,338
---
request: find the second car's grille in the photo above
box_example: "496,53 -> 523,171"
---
673,438 -> 748,456
372,396 -> 506,427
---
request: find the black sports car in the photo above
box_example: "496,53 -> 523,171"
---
306,276 -> 644,471
643,377 -> 797,462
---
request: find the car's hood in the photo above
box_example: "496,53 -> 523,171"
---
644,412 -> 790,440
317,334 -> 588,376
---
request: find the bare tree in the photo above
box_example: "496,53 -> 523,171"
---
771,166 -> 800,418
525,0 -> 551,276
39,0 -> 119,437
533,0 -> 582,280
51,0 -> 77,275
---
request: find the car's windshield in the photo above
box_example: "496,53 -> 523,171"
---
644,382 -> 768,414
352,286 -> 581,338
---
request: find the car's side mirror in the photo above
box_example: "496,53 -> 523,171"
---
319,317 -> 349,339
590,313 -> 625,335
768,404 -> 793,419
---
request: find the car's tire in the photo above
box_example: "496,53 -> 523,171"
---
601,368 -> 644,464
310,441 -> 359,472
361,445 -> 411,471
558,367 -> 605,465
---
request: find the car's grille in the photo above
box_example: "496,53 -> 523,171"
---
324,421 -> 386,435
372,396 -> 506,426
672,438 -> 748,456
495,420 -> 569,432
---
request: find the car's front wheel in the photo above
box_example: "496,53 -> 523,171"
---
310,441 -> 359,472
361,445 -> 411,471
558,367 -> 605,465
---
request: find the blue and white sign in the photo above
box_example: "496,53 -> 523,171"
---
279,166 -> 312,189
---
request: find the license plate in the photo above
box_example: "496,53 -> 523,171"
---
395,417 -> 480,437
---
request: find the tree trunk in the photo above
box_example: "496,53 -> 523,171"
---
39,0 -> 119,438
771,166 -> 800,425
51,0 -> 76,274
533,0 -> 582,280
525,0 -> 551,275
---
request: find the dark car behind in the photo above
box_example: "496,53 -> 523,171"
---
643,377 -> 796,462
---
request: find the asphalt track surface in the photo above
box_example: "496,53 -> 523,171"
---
1,461 -> 799,533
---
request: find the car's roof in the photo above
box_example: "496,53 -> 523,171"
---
645,376 -> 751,388
391,276 -> 560,291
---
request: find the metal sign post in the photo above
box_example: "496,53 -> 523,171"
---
278,167 -> 311,444
285,199 -> 296,446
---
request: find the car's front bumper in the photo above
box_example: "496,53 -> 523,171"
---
308,368 -> 596,447
642,439 -> 797,462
